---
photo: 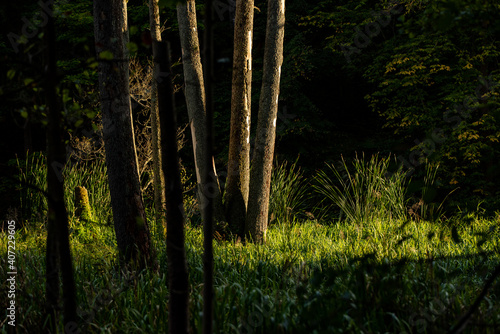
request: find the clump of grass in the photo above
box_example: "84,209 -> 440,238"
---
313,153 -> 408,224
420,162 -> 457,223
15,153 -> 112,227
269,159 -> 308,224
16,152 -> 48,225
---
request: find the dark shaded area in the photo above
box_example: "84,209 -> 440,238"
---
1,0 -> 499,220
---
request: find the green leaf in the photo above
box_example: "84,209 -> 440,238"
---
126,42 -> 138,54
99,50 -> 114,60
24,78 -> 34,86
75,119 -> 84,128
7,69 -> 16,80
129,25 -> 139,36
62,89 -> 71,104
86,110 -> 97,119
20,109 -> 28,119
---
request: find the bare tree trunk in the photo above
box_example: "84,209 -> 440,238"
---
44,4 -> 77,329
155,39 -> 190,334
246,0 -> 285,243
177,0 -> 223,224
202,0 -> 214,332
93,0 -> 155,269
148,0 -> 166,234
225,0 -> 254,237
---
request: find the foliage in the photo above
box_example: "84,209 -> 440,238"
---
361,0 -> 500,210
295,0 -> 500,215
313,154 -> 408,224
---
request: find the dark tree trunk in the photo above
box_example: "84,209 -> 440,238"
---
155,39 -> 190,334
148,0 -> 166,234
93,0 -> 155,269
44,3 -> 77,330
246,0 -> 286,243
225,0 -> 255,237
202,0 -> 215,332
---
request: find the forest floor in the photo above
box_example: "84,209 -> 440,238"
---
1,217 -> 500,333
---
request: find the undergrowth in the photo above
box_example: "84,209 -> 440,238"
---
2,154 -> 500,333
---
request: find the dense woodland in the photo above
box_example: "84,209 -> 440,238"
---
1,0 -> 500,333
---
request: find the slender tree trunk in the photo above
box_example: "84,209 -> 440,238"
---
225,0 -> 254,237
155,39 -> 190,334
202,0 -> 214,332
93,0 -> 155,269
246,0 -> 285,243
177,0 -> 223,224
148,0 -> 166,234
45,3 -> 77,329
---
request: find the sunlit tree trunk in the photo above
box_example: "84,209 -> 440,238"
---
93,0 -> 155,268
148,0 -> 166,234
246,0 -> 285,243
177,0 -> 222,224
225,0 -> 254,237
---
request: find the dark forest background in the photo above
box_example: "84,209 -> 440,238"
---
1,0 -> 499,218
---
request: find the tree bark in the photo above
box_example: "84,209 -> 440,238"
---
148,0 -> 166,235
155,39 -> 190,334
93,0 -> 155,269
246,0 -> 285,243
177,0 -> 223,225
225,0 -> 254,237
202,0 -> 215,332
44,3 -> 77,329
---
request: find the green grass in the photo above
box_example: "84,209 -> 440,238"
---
2,154 -> 500,333
269,159 -> 309,224
2,217 -> 500,333
313,153 -> 408,224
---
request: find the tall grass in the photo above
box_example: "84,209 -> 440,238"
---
16,152 -> 48,225
313,154 -> 408,224
419,162 -> 457,223
15,152 -> 111,229
269,159 -> 308,224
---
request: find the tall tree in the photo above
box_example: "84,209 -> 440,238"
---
93,0 -> 155,268
177,0 -> 222,224
246,0 -> 286,243
225,0 -> 255,237
202,0 -> 215,332
155,38 -> 190,334
44,2 -> 77,329
148,0 -> 167,234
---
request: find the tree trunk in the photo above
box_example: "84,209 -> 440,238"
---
225,0 -> 254,237
155,39 -> 190,334
148,0 -> 166,235
177,0 -> 223,225
93,0 -> 155,269
202,0 -> 215,332
44,4 -> 77,330
246,0 -> 285,243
